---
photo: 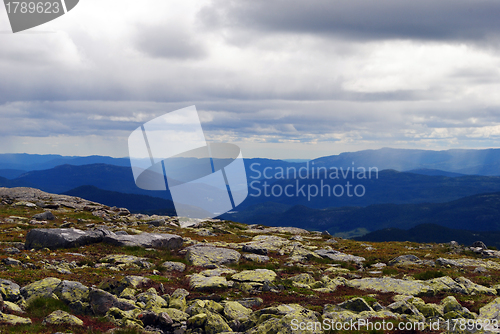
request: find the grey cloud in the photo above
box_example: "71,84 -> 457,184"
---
199,0 -> 500,43
134,23 -> 207,59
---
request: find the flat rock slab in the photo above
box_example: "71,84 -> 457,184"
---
315,248 -> 365,263
186,245 -> 241,268
231,269 -> 277,283
103,232 -> 183,249
25,228 -> 108,250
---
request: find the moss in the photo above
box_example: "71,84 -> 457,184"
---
414,270 -> 445,280
26,297 -> 70,318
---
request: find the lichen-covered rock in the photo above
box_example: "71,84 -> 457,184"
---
186,245 -> 241,267
441,296 -> 464,314
478,297 -> 500,321
455,276 -> 497,295
223,301 -> 252,322
187,299 -> 224,316
0,312 -> 31,325
107,307 -> 144,328
42,310 -> 83,326
0,279 -> 21,302
189,274 -> 228,291
388,254 -> 422,266
53,280 -> 90,314
242,253 -> 270,262
243,235 -> 289,254
21,277 -> 61,301
163,308 -> 189,323
205,311 -> 232,334
100,254 -> 151,269
315,248 -> 365,263
137,288 -> 169,313
188,313 -> 207,327
437,257 -> 500,270
231,269 -> 277,283
346,277 -> 430,295
290,273 -> 315,286
169,288 -> 189,311
248,304 -> 322,334
290,245 -> 322,262
3,301 -> 23,313
199,268 -> 237,277
162,261 -> 186,272
89,288 -> 136,316
339,297 -> 373,313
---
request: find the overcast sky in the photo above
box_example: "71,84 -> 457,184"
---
1,0 -> 500,159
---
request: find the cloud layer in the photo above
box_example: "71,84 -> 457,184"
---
1,0 -> 500,158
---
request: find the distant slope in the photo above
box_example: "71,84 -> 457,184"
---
0,153 -> 130,170
13,163 -> 173,200
63,185 -> 176,215
223,192 -> 500,234
405,168 -> 465,177
311,147 -> 500,175
240,169 -> 500,209
0,169 -> 27,179
10,163 -> 500,210
356,224 -> 500,249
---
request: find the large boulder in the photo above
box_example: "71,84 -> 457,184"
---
189,274 -> 228,291
53,280 -> 90,314
25,228 -> 109,250
0,312 -> 32,325
204,311 -> 232,334
21,277 -> 61,301
103,232 -> 182,249
186,246 -> 241,268
42,310 -> 83,326
231,269 -> 277,283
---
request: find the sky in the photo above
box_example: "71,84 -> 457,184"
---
1,0 -> 500,159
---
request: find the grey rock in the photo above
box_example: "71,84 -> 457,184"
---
89,288 -> 136,316
242,244 -> 268,255
147,219 -> 165,227
472,241 -> 487,249
103,232 -> 182,249
4,247 -> 20,254
25,228 -> 110,250
242,253 -> 270,263
32,211 -> 55,221
2,258 -> 21,266
338,297 -> 373,312
235,297 -> 263,309
315,248 -> 365,263
186,245 -> 241,267
162,261 -> 186,272
388,254 -> 422,266
0,279 -> 21,302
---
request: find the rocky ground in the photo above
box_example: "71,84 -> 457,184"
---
1,188 -> 500,333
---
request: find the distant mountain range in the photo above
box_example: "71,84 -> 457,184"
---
63,185 -> 176,215
222,191 -> 500,235
2,147 -> 500,175
1,148 -> 500,240
356,223 -> 500,250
